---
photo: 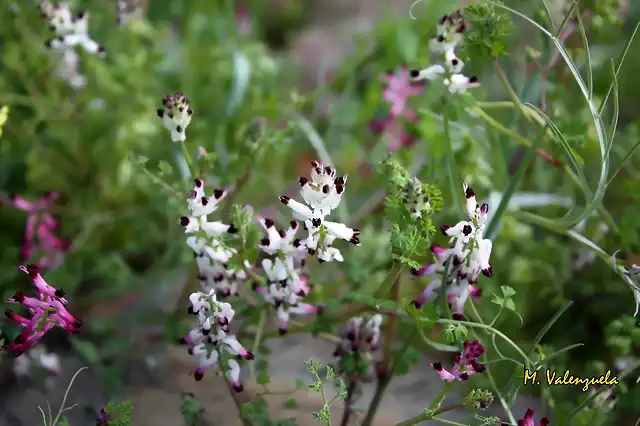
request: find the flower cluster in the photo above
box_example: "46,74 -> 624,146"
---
39,1 -> 104,88
410,10 -> 480,94
180,290 -> 253,388
370,68 -> 422,153
180,179 -> 246,298
116,0 -> 145,26
279,160 -> 360,261
5,192 -> 70,270
157,92 -> 193,142
429,339 -> 486,381
333,314 -> 383,378
412,183 -> 492,319
401,176 -> 433,219
3,264 -> 81,358
503,409 -> 550,426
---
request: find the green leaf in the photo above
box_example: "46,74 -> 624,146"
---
257,374 -> 271,385
500,286 -> 516,298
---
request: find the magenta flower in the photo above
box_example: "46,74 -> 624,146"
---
5,192 -> 70,270
503,409 -> 550,426
381,68 -> 423,118
429,339 -> 486,381
2,264 -> 81,358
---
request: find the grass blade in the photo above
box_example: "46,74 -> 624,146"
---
538,0 -> 556,32
598,20 -> 640,115
606,60 -> 620,157
484,124 -> 549,240
574,4 -> 593,98
607,139 -> 640,186
527,301 -> 574,358
555,0 -> 580,39
544,343 -> 584,363
489,1 -> 610,230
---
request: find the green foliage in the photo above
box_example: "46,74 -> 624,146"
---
382,157 -> 442,270
102,400 -> 133,426
462,0 -> 515,61
181,393 -> 204,426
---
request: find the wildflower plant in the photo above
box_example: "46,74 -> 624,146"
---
1,0 -> 640,426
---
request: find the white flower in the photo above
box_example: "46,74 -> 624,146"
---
409,10 -> 479,95
412,182 -> 492,318
278,160 -> 360,263
157,92 -> 193,142
297,161 -> 347,216
256,257 -> 321,334
40,2 -> 105,56
256,217 -> 307,260
181,291 -> 253,386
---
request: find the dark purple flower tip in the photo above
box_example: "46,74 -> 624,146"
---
411,300 -> 423,309
278,328 -> 287,336
194,371 -> 204,381
227,224 -> 238,234
432,361 -> 443,371
316,306 -> 326,315
264,218 -> 275,228
452,313 -> 465,321
233,383 -> 244,392
180,216 -> 190,226
469,76 -> 478,83
462,224 -> 472,235
156,109 -> 164,118
279,196 -> 290,205
213,188 -> 225,199
298,176 -> 308,186
260,238 -> 270,246
179,337 -> 188,345
289,220 -> 298,229
440,225 -> 451,235
244,351 -> 255,360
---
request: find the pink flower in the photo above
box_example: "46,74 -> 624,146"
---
505,409 -> 550,426
369,117 -> 417,153
429,339 -> 486,382
235,3 -> 252,36
2,265 -> 81,358
381,68 -> 423,118
4,192 -> 70,270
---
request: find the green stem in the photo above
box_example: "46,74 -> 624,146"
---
468,302 -> 519,426
373,262 -> 404,298
435,319 -> 530,365
249,308 -> 266,382
429,381 -> 454,410
443,101 -> 463,216
310,369 -> 333,426
494,61 -> 532,123
179,141 -> 195,177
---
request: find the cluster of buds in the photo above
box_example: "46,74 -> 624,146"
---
370,68 -> 422,153
116,0 -> 146,27
279,161 -> 360,262
3,264 -> 81,358
39,1 -> 104,88
333,314 -> 383,379
157,92 -> 193,142
503,409 -> 550,426
4,192 -> 71,270
181,179 -> 247,298
12,345 -> 61,378
430,339 -> 486,382
180,290 -> 253,387
410,10 -> 480,94
401,176 -> 432,219
412,183 -> 492,319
